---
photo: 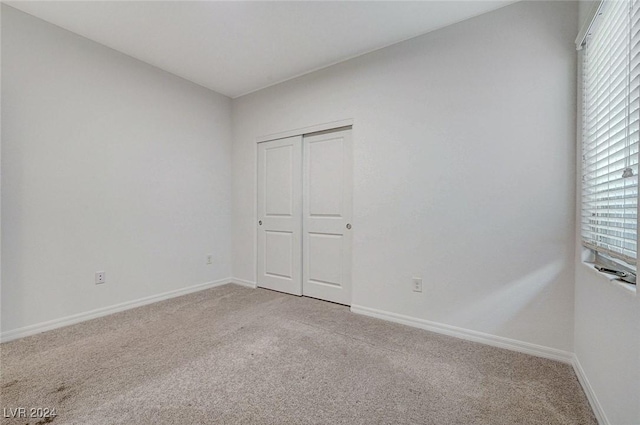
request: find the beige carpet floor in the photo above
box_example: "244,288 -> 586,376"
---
1,284 -> 596,425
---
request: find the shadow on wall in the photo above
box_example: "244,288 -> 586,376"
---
444,261 -> 565,335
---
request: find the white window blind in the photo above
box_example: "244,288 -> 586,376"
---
582,0 -> 640,266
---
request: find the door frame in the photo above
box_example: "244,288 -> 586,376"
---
254,119 -> 354,294
256,119 -> 354,145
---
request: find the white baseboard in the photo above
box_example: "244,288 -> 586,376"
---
572,354 -> 609,425
231,278 -> 257,289
350,304 -> 573,364
0,278 -> 233,343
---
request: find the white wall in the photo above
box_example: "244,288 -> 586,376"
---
573,2 -> 640,424
232,1 -> 578,353
573,266 -> 639,424
1,6 -> 232,334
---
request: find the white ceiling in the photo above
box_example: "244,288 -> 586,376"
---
7,1 -> 514,98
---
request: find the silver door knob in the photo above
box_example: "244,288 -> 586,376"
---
346,223 -> 352,230
258,220 -> 262,225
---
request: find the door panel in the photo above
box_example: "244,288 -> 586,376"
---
308,233 -> 343,287
303,128 -> 353,305
257,136 -> 302,295
308,137 -> 344,216
265,231 -> 293,279
265,146 -> 294,216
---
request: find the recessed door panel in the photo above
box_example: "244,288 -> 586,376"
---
303,128 -> 353,305
257,136 -> 302,295
265,231 -> 293,279
308,233 -> 343,287
265,146 -> 293,216
308,138 -> 343,217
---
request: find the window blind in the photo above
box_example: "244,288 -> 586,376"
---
582,0 -> 640,266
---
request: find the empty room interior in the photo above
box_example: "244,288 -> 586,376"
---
1,0 -> 639,424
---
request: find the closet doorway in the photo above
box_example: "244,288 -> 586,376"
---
257,127 -> 353,305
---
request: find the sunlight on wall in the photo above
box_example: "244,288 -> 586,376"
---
445,261 -> 564,334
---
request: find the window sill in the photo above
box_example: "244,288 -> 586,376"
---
581,261 -> 637,296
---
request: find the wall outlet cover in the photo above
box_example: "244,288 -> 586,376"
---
95,271 -> 106,284
412,277 -> 422,292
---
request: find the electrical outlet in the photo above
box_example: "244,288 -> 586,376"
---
412,277 -> 422,292
206,254 -> 213,265
95,271 -> 106,285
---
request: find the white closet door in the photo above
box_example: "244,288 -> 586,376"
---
302,128 -> 353,305
257,136 -> 302,295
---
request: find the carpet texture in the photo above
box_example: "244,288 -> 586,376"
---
1,284 -> 596,425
